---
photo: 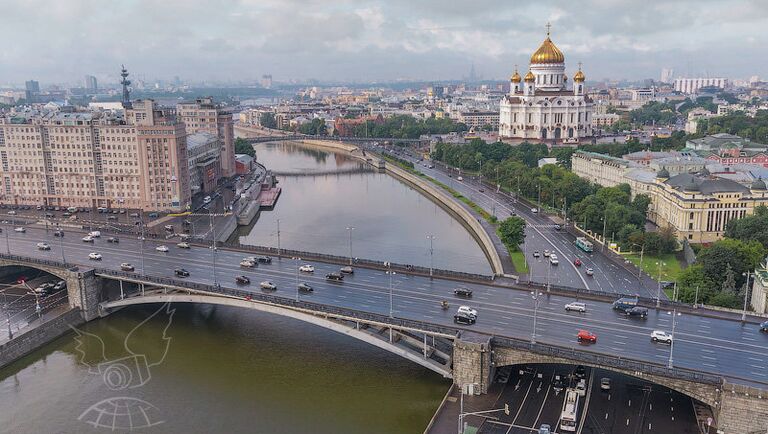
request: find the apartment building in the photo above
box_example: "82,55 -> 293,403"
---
187,132 -> 221,195
0,100 -> 191,211
674,78 -> 728,94
177,97 -> 235,177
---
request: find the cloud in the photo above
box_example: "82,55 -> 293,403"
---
0,0 -> 765,85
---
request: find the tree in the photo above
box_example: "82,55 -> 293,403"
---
498,217 -> 526,251
298,118 -> 328,135
260,112 -> 277,129
234,137 -> 255,157
725,205 -> 768,249
697,238 -> 765,288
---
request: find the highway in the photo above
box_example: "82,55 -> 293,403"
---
4,224 -> 768,387
373,145 -> 661,298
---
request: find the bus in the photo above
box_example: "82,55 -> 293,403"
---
560,389 -> 580,432
575,237 -> 594,253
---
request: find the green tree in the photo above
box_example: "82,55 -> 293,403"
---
498,217 -> 527,251
234,137 -> 255,157
725,205 -> 768,249
260,112 -> 277,129
697,238 -> 766,288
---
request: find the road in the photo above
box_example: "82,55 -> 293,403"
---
4,224 -> 768,388
369,145 -> 662,298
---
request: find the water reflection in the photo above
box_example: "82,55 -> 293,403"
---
240,142 -> 491,274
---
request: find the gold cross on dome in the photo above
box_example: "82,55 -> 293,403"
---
546,22 -> 552,36
578,62 -> 583,71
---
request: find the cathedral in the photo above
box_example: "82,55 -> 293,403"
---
498,25 -> 594,142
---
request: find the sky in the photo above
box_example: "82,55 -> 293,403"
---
1,0 -> 766,86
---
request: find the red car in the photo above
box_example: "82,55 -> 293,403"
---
573,258 -> 582,267
577,329 -> 597,343
15,276 -> 29,284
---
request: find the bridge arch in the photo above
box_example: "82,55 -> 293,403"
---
100,293 -> 453,378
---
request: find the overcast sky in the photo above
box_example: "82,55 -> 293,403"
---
1,0 -> 766,86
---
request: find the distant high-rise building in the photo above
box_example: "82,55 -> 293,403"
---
260,74 -> 273,89
84,75 -> 98,90
660,68 -> 674,84
25,80 -> 40,93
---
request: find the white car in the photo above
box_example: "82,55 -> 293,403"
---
88,252 -> 102,260
177,242 -> 190,249
299,264 -> 315,273
575,379 -> 587,396
88,231 -> 101,237
457,305 -> 478,319
240,259 -> 256,268
564,302 -> 587,313
82,235 -> 94,242
531,208 -> 539,213
543,250 -> 550,257
14,227 -> 25,233
36,242 -> 51,250
651,330 -> 673,344
155,245 -> 169,252
549,254 -> 559,265
457,176 -> 463,181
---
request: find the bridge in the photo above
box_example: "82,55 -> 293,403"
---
1,225 -> 768,432
271,166 -> 375,177
241,134 -> 423,145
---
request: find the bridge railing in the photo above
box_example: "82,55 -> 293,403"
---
492,335 -> 724,386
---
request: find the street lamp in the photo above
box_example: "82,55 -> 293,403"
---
426,235 -> 436,278
630,243 -> 645,280
293,256 -> 301,302
458,382 -> 510,434
385,261 -> 395,318
742,271 -> 753,322
655,261 -> 666,307
346,226 -> 355,265
209,212 -> 218,286
531,288 -> 540,344
668,309 -> 681,369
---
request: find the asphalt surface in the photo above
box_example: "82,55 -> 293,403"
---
374,146 -> 662,299
4,225 -> 768,388
476,364 -> 701,434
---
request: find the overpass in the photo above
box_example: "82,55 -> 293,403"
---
2,229 -> 768,432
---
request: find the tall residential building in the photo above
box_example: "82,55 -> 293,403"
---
0,100 -> 191,211
260,74 -> 273,89
84,75 -> 98,91
176,97 -> 235,177
25,80 -> 40,93
498,25 -> 594,141
660,68 -> 674,84
674,78 -> 728,94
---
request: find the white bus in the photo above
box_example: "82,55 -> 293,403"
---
560,389 -> 580,432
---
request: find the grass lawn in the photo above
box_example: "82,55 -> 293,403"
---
510,250 -> 529,274
625,252 -> 683,297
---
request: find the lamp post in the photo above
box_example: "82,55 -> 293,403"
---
386,261 -> 395,318
276,219 -> 281,257
630,243 -> 645,280
531,288 -> 540,344
546,260 -> 552,292
655,261 -> 666,308
209,212 -> 218,286
742,271 -> 752,322
601,214 -> 607,252
668,309 -> 681,369
346,226 -> 355,265
458,383 -> 510,434
426,235 -> 436,278
293,256 -> 301,302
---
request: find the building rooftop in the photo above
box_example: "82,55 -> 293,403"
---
186,132 -> 218,150
665,173 -> 751,194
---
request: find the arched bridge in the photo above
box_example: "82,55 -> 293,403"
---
242,135 -> 423,145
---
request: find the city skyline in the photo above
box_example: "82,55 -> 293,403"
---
1,0 -> 767,85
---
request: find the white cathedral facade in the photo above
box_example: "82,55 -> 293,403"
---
498,28 -> 594,142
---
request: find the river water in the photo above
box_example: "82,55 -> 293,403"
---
236,142 -> 491,275
0,305 -> 448,433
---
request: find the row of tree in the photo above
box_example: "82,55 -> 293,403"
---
343,115 -> 468,139
698,110 -> 768,143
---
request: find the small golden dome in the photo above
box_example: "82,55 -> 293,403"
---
530,36 -> 564,64
510,70 -> 522,83
524,71 -> 535,82
573,69 -> 585,82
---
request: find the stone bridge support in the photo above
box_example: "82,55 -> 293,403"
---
65,270 -> 101,321
452,333 -> 493,394
717,383 -> 768,434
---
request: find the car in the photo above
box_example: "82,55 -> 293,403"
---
164,225 -> 174,231
203,196 -> 212,204
235,275 -> 251,285
585,268 -> 594,276
552,377 -> 565,393
539,424 -> 551,434
107,237 -> 120,243
182,219 -> 192,226
340,266 -> 354,274
119,209 -> 126,214
573,258 -> 582,267
533,251 -> 540,258
761,321 -> 768,332
453,287 -> 473,298
575,379 -> 587,396
326,272 -> 344,281
255,255 -> 272,264
45,212 -> 55,218
625,306 -> 648,318
88,252 -> 102,260
457,305 -> 478,319
106,215 -> 116,220
240,259 -> 256,268
53,280 -> 67,291
36,242 -> 51,250
574,365 -> 587,380
15,276 -> 28,284
600,378 -> 611,391
97,207 -> 107,213
148,212 -> 159,218
543,250 -> 550,257
479,188 -> 485,193
174,268 -> 190,277
554,224 -> 562,231
155,245 -> 169,252
120,263 -> 135,271
613,297 -> 639,311
531,208 -> 538,213
34,282 -> 56,295
177,242 -> 190,249
298,282 -> 314,292
454,313 -> 476,325
129,212 -> 139,218
14,227 -> 25,233
577,329 -> 597,343
54,230 -> 64,237
651,330 -> 673,344
88,231 -> 101,237
549,255 -> 559,265
260,281 -> 277,290
564,302 -> 587,313
82,235 -> 94,242
299,264 -> 315,273
457,176 -> 463,181
179,233 -> 191,240
7,210 -> 16,215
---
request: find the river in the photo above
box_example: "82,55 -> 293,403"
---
236,141 -> 491,275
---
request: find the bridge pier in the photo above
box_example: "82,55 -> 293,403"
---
452,333 -> 493,394
66,270 -> 101,321
717,383 -> 768,433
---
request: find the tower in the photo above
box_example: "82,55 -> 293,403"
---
120,65 -> 132,109
510,66 -> 521,94
573,63 -> 585,96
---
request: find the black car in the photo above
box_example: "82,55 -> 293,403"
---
326,272 -> 344,281
298,282 -> 313,292
454,313 -> 476,325
574,365 -> 587,380
454,287 -> 473,298
235,275 -> 250,285
174,268 -> 190,277
107,237 -> 120,243
255,256 -> 272,264
53,230 -> 64,237
625,306 -> 648,318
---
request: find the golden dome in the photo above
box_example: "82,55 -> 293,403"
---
510,70 -> 522,83
573,69 -> 585,82
523,71 -> 535,82
530,36 -> 564,64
